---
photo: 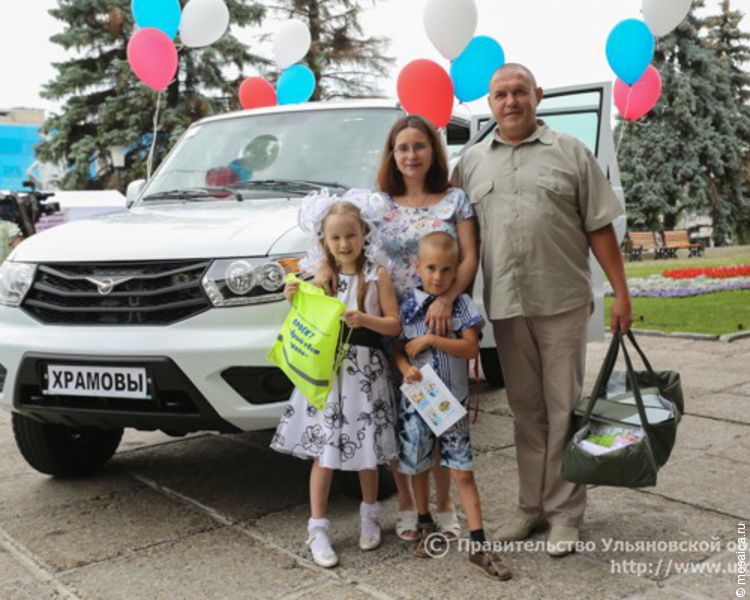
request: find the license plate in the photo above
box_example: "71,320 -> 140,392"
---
45,365 -> 150,399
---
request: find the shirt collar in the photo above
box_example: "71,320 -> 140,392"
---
402,287 -> 437,326
492,119 -> 553,147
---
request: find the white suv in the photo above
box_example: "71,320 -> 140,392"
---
0,87 -> 623,477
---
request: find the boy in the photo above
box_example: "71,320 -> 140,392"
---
394,231 -> 511,581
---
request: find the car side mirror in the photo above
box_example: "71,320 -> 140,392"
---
126,179 -> 146,208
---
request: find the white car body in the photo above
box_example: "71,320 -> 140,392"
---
0,86 -> 623,438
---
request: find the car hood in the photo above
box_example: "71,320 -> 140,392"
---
12,199 -> 308,262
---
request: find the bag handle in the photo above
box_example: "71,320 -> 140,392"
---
583,331 -> 622,420
619,336 -> 653,430
624,330 -> 656,377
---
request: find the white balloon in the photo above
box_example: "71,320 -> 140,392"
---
642,0 -> 692,37
273,20 -> 312,70
179,0 -> 230,48
423,0 -> 477,61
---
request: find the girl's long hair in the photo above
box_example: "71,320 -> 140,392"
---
376,114 -> 450,197
321,201 -> 370,312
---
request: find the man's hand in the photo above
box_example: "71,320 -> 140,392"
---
404,334 -> 433,359
403,365 -> 423,383
343,309 -> 366,329
425,297 -> 452,337
283,281 -> 299,304
610,294 -> 633,333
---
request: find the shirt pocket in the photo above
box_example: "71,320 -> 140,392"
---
537,168 -> 577,216
468,180 -> 493,205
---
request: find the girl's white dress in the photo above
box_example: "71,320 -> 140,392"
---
270,273 -> 398,471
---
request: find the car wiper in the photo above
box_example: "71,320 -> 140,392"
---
227,179 -> 349,193
142,187 -> 243,201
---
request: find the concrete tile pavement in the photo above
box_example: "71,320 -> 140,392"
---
0,336 -> 747,599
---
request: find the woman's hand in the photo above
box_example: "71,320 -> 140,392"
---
283,281 -> 299,304
403,365 -> 423,384
425,297 -> 453,337
405,334 -> 433,359
343,309 -> 367,329
313,262 -> 338,295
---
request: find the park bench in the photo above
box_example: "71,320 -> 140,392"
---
662,230 -> 705,258
626,231 -> 665,260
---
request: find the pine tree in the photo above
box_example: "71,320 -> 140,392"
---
272,1 -> 393,100
36,0 -> 266,191
705,0 -> 750,243
616,1 -> 748,244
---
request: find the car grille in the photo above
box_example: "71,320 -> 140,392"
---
22,260 -> 212,325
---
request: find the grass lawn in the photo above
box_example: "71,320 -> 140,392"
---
604,245 -> 750,335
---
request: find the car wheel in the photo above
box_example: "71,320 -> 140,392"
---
480,347 -> 505,389
12,413 -> 123,477
339,465 -> 397,501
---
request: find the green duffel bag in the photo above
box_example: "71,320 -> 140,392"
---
561,331 -> 683,488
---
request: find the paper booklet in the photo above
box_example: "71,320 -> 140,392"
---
400,363 -> 467,436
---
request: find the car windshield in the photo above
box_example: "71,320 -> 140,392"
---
142,107 -> 402,200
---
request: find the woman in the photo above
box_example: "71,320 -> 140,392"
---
317,114 -> 479,540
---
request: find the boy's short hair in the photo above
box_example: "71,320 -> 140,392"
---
417,231 -> 460,262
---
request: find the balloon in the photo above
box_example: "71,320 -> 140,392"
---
131,0 -> 181,39
273,19 -> 312,70
397,60 -> 454,128
239,77 -> 277,110
127,28 -> 178,91
423,0 -> 477,60
614,65 -> 662,120
179,0 -> 230,48
276,65 -> 316,105
642,0 -> 692,37
606,19 -> 655,85
450,36 -> 505,102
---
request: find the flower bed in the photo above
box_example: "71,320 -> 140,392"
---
605,274 -> 750,298
663,265 -> 750,279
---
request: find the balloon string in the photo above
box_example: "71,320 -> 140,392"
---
615,86 -> 633,156
146,91 -> 163,181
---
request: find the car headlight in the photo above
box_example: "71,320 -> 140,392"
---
201,256 -> 301,307
0,262 -> 37,307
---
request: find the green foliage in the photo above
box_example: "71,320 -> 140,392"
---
273,0 -> 393,100
35,0 -> 266,191
616,0 -> 750,245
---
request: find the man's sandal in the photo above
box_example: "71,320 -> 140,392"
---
468,550 -> 512,581
395,510 -> 419,541
411,522 -> 438,558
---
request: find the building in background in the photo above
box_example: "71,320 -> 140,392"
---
0,108 -> 44,190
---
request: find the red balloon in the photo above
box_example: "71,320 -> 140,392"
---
614,65 -> 662,121
239,77 -> 277,110
397,59 -> 454,128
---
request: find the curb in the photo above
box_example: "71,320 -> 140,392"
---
632,328 -> 749,343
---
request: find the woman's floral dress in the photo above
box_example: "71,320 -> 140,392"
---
379,187 -> 474,303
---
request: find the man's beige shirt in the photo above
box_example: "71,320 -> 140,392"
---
455,121 -> 623,320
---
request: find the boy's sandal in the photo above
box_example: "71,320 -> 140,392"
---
411,522 -> 438,558
468,550 -> 512,581
434,510 -> 461,541
395,510 -> 419,541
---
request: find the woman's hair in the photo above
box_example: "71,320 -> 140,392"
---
376,114 -> 450,197
321,201 -> 370,312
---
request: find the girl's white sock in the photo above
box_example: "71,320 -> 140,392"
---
360,501 -> 381,537
307,518 -> 333,554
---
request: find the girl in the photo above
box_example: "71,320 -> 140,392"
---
271,191 -> 401,568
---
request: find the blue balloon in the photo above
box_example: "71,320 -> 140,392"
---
606,19 -> 655,85
450,36 -> 505,102
131,0 -> 182,40
277,65 -> 316,105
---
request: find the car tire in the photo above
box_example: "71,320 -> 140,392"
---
480,347 -> 505,389
12,414 -> 123,477
339,465 -> 397,501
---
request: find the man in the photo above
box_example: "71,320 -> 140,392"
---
0,219 -> 22,264
453,64 -> 632,556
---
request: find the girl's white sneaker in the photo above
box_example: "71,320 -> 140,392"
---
307,518 -> 339,568
359,501 -> 381,551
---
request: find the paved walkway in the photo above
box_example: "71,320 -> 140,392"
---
1,336 -> 748,599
